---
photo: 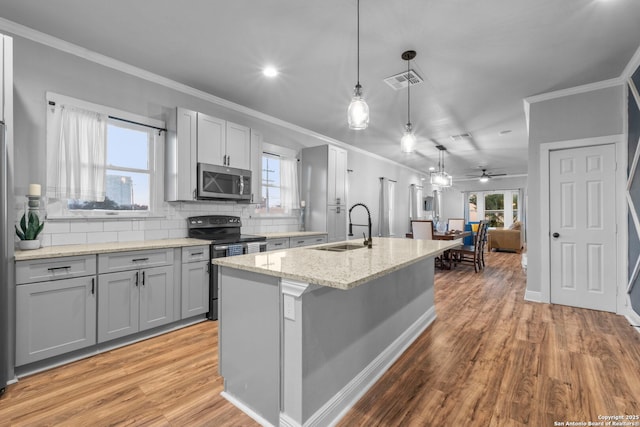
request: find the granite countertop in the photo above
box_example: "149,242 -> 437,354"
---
213,237 -> 462,290
15,238 -> 212,261
258,231 -> 328,239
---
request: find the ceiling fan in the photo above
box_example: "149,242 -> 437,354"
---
468,168 -> 506,183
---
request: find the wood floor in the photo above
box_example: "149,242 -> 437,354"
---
2,252 -> 640,426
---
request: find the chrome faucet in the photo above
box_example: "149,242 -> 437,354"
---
348,203 -> 373,248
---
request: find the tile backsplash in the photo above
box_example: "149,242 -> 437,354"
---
14,198 -> 301,247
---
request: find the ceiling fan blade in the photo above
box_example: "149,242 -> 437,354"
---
488,173 -> 507,177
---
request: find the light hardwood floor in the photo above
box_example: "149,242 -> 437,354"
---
2,252 -> 640,426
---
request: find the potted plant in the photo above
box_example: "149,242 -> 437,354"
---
15,211 -> 45,250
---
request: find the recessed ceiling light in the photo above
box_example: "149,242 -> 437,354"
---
263,66 -> 278,78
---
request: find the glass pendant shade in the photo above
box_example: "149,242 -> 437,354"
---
348,85 -> 369,130
430,171 -> 452,187
400,124 -> 416,153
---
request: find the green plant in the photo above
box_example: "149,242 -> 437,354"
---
15,211 -> 45,241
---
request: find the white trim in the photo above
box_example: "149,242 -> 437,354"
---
280,306 -> 437,427
624,310 -> 640,337
538,135 -> 627,312
622,43 -> 640,81
0,17 -> 429,177
221,391 -> 275,427
281,279 -> 320,298
524,78 -> 624,105
524,290 -> 541,303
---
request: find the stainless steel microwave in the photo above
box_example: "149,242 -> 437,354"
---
197,163 -> 252,201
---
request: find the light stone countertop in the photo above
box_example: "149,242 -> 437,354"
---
258,231 -> 328,239
15,238 -> 212,261
213,237 -> 462,290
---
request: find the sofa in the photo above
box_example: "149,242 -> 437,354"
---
487,221 -> 524,252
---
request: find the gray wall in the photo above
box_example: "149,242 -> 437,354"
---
526,85 -> 624,294
628,72 -> 640,312
8,33 -> 426,244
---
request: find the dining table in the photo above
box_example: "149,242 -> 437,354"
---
432,231 -> 471,269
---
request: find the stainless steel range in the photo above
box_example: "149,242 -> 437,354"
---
187,215 -> 267,320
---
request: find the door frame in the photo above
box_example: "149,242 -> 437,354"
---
539,134 -> 627,313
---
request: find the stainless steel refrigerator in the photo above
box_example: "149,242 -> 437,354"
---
0,121 -> 9,395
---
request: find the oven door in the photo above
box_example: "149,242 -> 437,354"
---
197,163 -> 251,201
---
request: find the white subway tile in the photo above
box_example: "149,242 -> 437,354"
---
144,229 -> 169,240
73,221 -> 104,233
117,230 -> 145,242
104,221 -> 132,232
44,221 -> 71,234
87,232 -> 119,244
51,233 -> 87,246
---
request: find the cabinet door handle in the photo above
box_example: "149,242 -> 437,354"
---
135,271 -> 139,287
142,271 -> 145,286
227,155 -> 231,165
91,278 -> 95,295
223,154 -> 227,165
47,266 -> 71,271
132,257 -> 149,262
193,188 -> 197,200
206,264 -> 210,273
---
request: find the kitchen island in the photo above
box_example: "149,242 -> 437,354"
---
213,237 -> 461,427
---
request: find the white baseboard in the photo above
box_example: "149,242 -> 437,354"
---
221,391 -> 275,427
524,289 -> 542,303
625,310 -> 640,336
282,306 -> 437,427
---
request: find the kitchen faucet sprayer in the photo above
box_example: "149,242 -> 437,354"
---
348,203 -> 373,248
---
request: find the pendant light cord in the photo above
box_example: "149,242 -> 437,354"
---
407,56 -> 411,126
356,0 -> 360,87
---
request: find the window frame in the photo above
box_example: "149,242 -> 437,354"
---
45,92 -> 165,220
254,142 -> 299,218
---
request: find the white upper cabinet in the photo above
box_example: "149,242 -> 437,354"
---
226,121 -> 251,170
197,113 -> 251,170
197,113 -> 226,166
1,33 -> 13,125
0,34 -> 4,122
328,145 -> 347,206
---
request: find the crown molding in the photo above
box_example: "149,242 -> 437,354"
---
524,77 -> 624,105
0,17 -> 429,177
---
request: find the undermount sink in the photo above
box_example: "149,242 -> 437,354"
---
312,243 -> 367,252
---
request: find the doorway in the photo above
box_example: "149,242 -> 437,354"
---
548,143 -> 617,312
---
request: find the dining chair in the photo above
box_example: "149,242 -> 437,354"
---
411,220 -> 434,240
447,218 -> 465,232
450,220 -> 487,273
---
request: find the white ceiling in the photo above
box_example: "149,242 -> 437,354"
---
1,0 -> 639,178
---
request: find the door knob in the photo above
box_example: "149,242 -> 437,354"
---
552,232 -> 560,238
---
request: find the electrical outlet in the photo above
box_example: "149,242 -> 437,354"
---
283,295 -> 295,320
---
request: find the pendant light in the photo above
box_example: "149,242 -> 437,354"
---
400,50 -> 417,153
430,145 -> 453,187
347,0 -> 369,130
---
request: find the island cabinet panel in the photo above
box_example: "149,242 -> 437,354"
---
219,267 -> 281,425
16,276 -> 96,366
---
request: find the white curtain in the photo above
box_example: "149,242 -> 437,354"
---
378,177 -> 396,236
47,106 -> 107,201
280,157 -> 300,214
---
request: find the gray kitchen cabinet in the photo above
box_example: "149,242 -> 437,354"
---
181,245 -> 210,319
301,145 -> 348,242
289,235 -> 328,248
267,238 -> 290,251
97,250 -> 175,343
15,256 -> 97,366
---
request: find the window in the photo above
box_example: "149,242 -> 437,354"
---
46,92 -> 164,218
256,143 -> 299,216
261,153 -> 282,214
484,193 -> 505,227
465,189 -> 521,228
68,120 -> 153,212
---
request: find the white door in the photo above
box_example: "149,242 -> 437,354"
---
549,144 -> 616,312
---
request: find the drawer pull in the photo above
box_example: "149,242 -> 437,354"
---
47,266 -> 71,272
142,271 -> 145,286
275,243 -> 283,246
297,241 -> 304,244
132,257 -> 149,262
190,252 -> 204,256
135,272 -> 139,287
